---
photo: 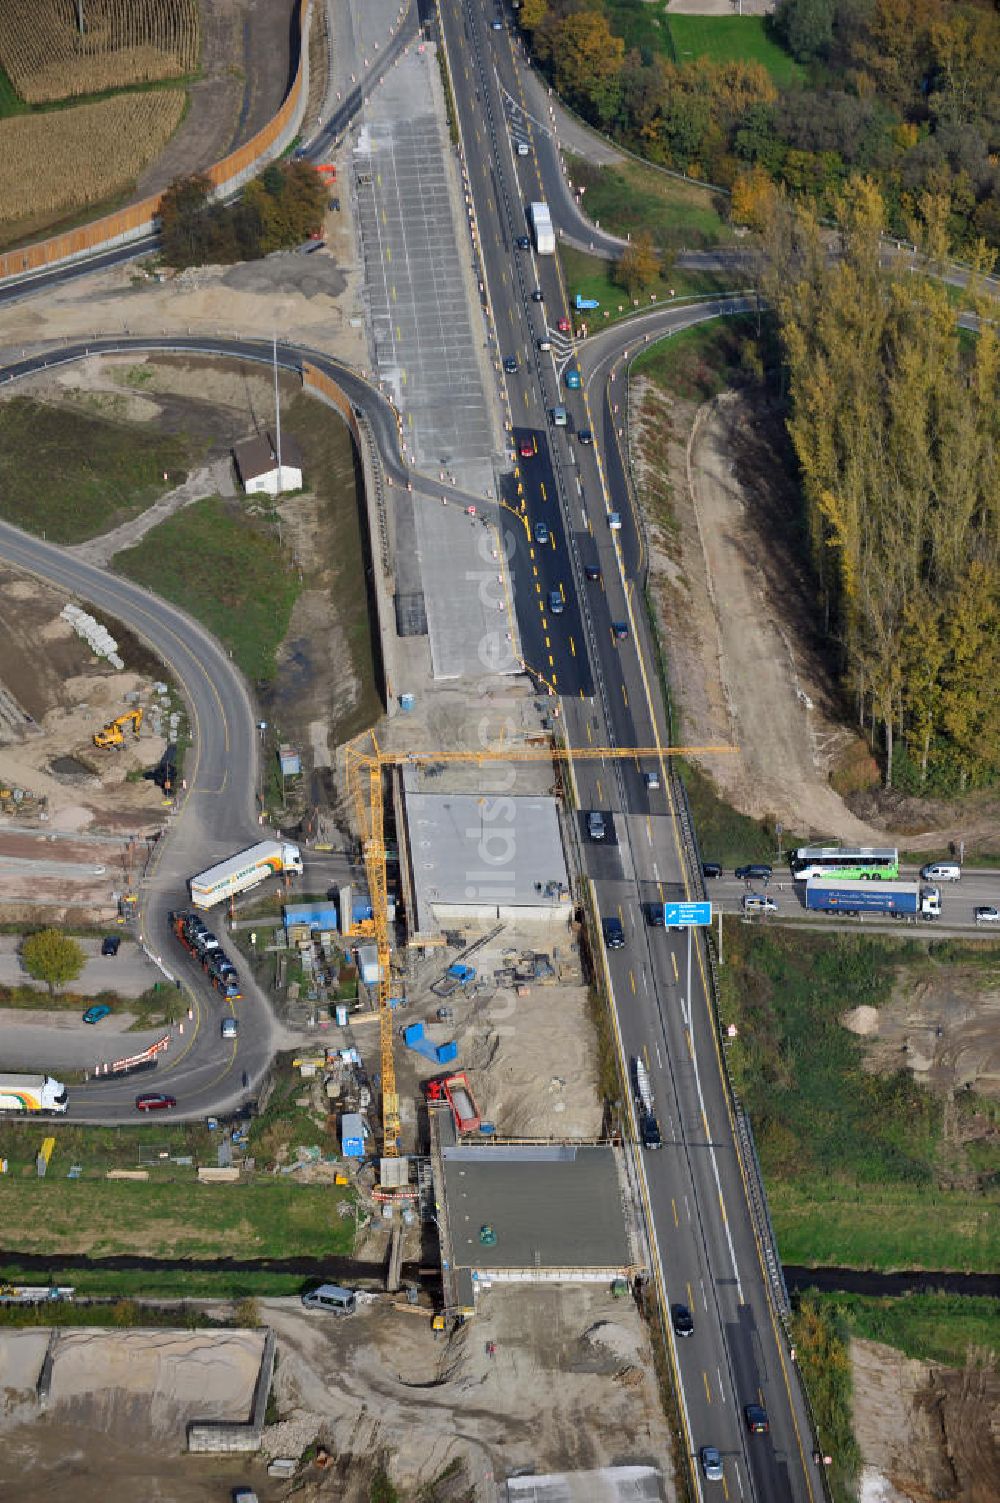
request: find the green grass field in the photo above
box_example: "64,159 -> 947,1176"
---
667,15 -> 804,87
0,64 -> 26,117
566,154 -> 733,254
0,398 -> 197,543
811,1291 -> 1000,1367
559,246 -> 730,331
719,927 -> 1000,1272
772,1180 -> 1000,1273
114,495 -> 299,682
0,1176 -> 354,1261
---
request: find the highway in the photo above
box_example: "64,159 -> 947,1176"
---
438,1 -> 827,1500
0,2 -> 988,1485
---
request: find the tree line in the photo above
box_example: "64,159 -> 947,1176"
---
158,161 -> 328,269
759,181 -> 999,791
519,0 -> 1000,264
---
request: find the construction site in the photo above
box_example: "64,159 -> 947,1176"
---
0,562 -> 181,922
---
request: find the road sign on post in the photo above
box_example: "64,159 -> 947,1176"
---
663,901 -> 712,927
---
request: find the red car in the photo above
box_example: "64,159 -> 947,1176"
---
135,1092 -> 176,1112
519,437 -> 536,458
557,317 -> 571,333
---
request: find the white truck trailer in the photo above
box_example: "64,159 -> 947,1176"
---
189,840 -> 303,909
529,201 -> 555,254
0,1074 -> 68,1113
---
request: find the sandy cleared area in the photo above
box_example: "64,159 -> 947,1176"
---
852,1337 -> 1000,1503
0,1328 -> 272,1503
263,1285 -> 670,1499
0,139 -> 366,371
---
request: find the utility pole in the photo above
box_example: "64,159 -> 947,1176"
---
75,0 -> 85,34
273,334 -> 283,494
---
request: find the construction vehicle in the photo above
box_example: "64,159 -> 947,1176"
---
424,1071 -> 481,1133
344,732 -> 732,1181
93,708 -> 143,749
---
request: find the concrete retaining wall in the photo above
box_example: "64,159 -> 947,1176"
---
187,1326 -> 276,1453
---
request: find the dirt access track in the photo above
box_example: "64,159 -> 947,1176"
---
641,381 -> 998,852
134,0 -> 298,201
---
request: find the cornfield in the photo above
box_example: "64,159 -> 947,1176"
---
0,91 -> 185,225
0,0 -> 199,105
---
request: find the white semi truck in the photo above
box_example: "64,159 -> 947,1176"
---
0,1074 -> 68,1114
189,840 -> 303,909
529,201 -> 555,254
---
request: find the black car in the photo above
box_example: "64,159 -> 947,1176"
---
603,916 -> 625,950
516,234 -> 531,249
584,564 -> 602,583
101,935 -> 121,957
531,287 -> 544,302
577,428 -> 593,445
744,1403 -> 769,1435
702,862 -> 722,880
503,356 -> 519,373
645,903 -> 665,927
735,863 -> 772,882
671,1303 -> 695,1338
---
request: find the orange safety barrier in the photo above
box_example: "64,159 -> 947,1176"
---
0,0 -> 313,284
302,361 -> 359,439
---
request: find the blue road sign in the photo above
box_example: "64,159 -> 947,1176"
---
663,901 -> 712,927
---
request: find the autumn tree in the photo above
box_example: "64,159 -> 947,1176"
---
548,11 -> 624,127
615,231 -> 660,297
22,930 -> 85,995
760,176 -> 1000,789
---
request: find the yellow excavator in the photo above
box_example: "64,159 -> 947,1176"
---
93,708 -> 143,749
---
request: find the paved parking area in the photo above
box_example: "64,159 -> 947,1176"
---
354,58 -> 494,476
413,498 -> 519,679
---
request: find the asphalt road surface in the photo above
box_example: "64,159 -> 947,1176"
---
439,2 -> 827,1500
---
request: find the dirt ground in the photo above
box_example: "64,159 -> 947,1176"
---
0,1327 -> 275,1503
399,921 -> 602,1142
0,563 -> 172,846
636,381 -> 1000,853
0,144 -> 365,367
131,0 -> 296,202
852,1336 -> 1000,1503
844,965 -> 1000,1103
262,1286 -> 671,1500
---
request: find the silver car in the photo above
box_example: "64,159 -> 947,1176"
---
700,1446 -> 724,1482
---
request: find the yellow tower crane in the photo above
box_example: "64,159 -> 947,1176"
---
344,732 -> 734,1172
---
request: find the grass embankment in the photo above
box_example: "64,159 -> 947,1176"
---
633,315 -> 759,403
0,1056 -> 355,1297
0,1178 -> 352,1262
0,980 -> 182,1028
719,927 -> 1000,1272
0,398 -> 197,543
560,245 -> 732,330
812,1291 -> 1000,1368
115,495 -> 300,682
566,153 -> 733,255
667,15 -> 805,88
279,391 -> 383,742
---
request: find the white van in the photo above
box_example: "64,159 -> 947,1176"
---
301,1284 -> 357,1315
920,862 -> 961,882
